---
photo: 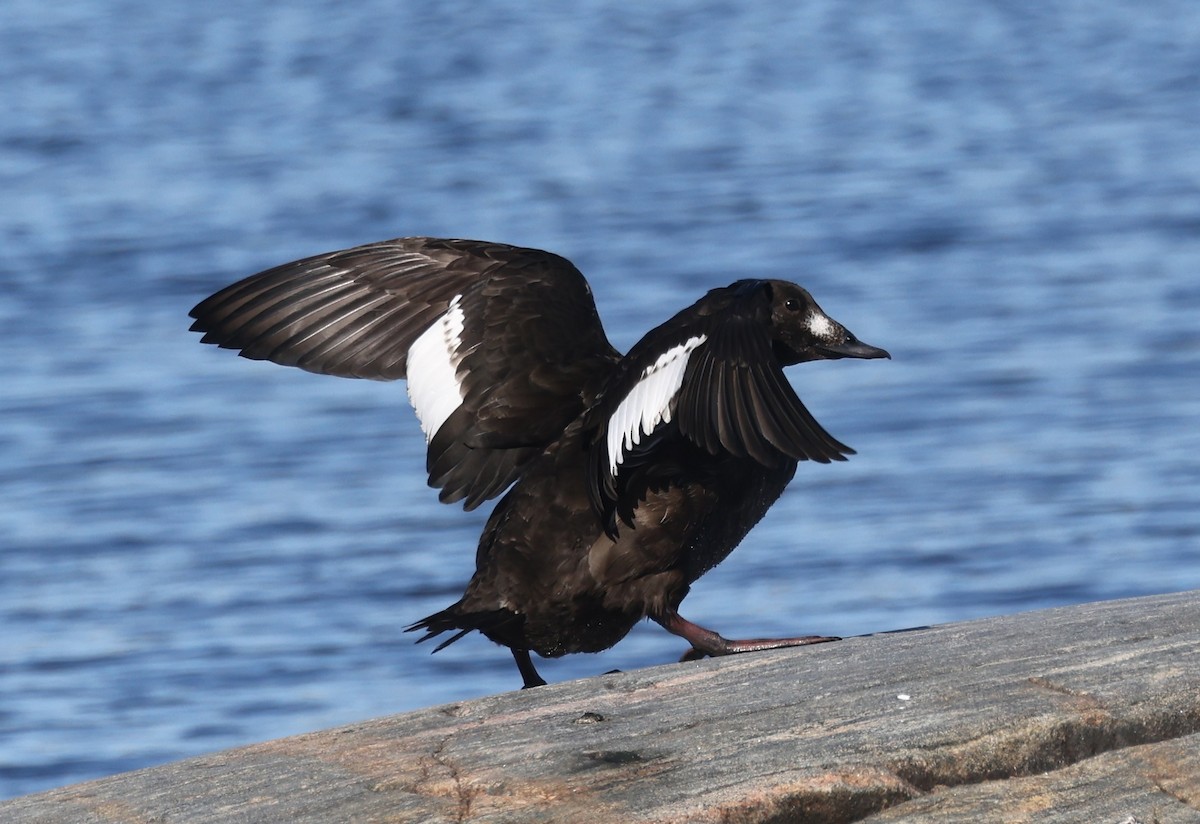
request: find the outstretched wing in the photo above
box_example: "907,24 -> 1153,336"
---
190,237 -> 620,509
586,281 -> 853,531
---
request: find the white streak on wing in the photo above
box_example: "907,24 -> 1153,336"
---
406,295 -> 466,443
606,335 -> 706,476
807,311 -> 835,340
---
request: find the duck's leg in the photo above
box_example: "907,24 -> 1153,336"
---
512,648 -> 547,688
655,611 -> 839,662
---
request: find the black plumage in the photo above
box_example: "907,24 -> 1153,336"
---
190,237 -> 889,688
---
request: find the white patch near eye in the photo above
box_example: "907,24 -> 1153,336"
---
807,311 -> 836,340
406,295 -> 466,443
607,335 -> 707,476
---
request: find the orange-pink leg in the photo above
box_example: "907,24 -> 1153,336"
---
655,611 -> 839,661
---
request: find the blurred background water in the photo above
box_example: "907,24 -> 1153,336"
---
2,0 -> 1199,800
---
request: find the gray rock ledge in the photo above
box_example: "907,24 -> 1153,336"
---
4,590 -> 1199,823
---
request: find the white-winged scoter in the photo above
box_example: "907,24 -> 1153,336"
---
189,237 -> 889,688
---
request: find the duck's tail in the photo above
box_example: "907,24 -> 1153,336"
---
405,602 -> 523,652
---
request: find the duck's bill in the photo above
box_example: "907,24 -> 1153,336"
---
818,337 -> 891,360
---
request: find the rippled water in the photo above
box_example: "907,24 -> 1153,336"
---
3,0 -> 1199,799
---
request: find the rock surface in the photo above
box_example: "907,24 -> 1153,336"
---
4,590 -> 1199,823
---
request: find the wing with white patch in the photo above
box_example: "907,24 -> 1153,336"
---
586,281 -> 853,532
190,237 -> 620,509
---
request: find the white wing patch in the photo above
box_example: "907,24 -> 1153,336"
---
406,295 -> 467,443
606,335 -> 707,476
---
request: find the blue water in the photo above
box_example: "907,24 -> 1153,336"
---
3,0 -> 1199,800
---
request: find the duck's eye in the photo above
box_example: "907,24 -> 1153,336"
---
784,299 -> 800,311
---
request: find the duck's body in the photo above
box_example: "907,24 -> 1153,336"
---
190,237 -> 888,688
420,415 -> 795,658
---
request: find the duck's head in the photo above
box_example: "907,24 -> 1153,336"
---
759,279 -> 890,365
